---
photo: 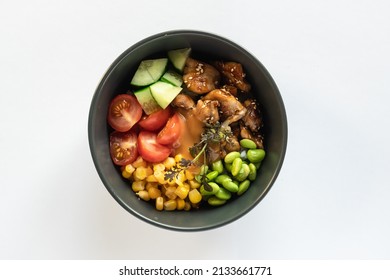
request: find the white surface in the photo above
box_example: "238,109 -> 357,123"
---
1,0 -> 389,259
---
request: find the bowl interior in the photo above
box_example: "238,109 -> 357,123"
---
89,30 -> 287,231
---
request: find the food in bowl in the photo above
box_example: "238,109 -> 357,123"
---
106,47 -> 266,211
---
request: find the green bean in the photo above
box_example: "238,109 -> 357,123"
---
235,163 -> 250,182
215,187 -> 232,200
231,157 -> 242,177
247,149 -> 266,163
222,180 -> 239,192
240,139 -> 257,149
237,180 -> 251,195
200,182 -> 220,196
248,163 -> 257,181
211,160 -> 224,174
224,151 -> 241,164
206,170 -> 219,181
208,196 -> 227,206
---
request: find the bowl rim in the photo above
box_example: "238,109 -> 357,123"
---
88,29 -> 288,231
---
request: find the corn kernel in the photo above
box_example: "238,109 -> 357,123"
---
146,174 -> 158,183
185,169 -> 194,181
154,170 -> 166,184
174,171 -> 186,187
174,185 -> 189,200
176,198 -> 185,210
122,169 -> 132,179
125,164 -> 135,174
134,166 -> 148,180
145,182 -> 158,190
175,153 -> 184,163
156,197 -> 164,211
132,181 -> 145,192
165,186 -> 177,200
153,163 -> 165,172
188,189 -> 202,204
148,187 -> 161,199
184,201 -> 191,211
137,190 -> 150,201
164,199 -> 177,211
189,179 -> 201,189
133,156 -> 147,168
163,157 -> 176,169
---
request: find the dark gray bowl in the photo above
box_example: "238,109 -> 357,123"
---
88,30 -> 287,231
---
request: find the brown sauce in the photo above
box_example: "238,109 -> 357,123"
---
173,108 -> 204,160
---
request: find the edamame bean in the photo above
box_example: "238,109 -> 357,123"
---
224,151 -> 241,164
248,163 -> 257,181
212,160 -> 224,174
240,139 -> 257,149
225,162 -> 232,172
235,163 -> 250,182
215,174 -> 231,185
215,187 -> 232,200
208,196 -> 227,206
237,180 -> 251,195
247,149 -> 266,163
231,157 -> 242,177
200,182 -> 220,196
222,180 -> 239,192
206,170 -> 219,181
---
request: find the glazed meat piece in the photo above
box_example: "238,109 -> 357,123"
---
194,99 -> 220,124
183,58 -> 221,94
241,99 -> 262,133
172,93 -> 195,110
203,89 -> 247,126
215,61 -> 251,92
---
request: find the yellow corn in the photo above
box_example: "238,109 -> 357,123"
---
188,189 -> 202,204
184,201 -> 191,211
146,174 -> 158,183
174,185 -> 189,200
132,181 -> 145,192
176,198 -> 185,210
174,171 -> 186,187
189,179 -> 201,189
174,153 -> 184,163
122,169 -> 132,179
154,170 -> 167,184
137,190 -> 150,201
165,186 -> 177,200
153,163 -> 165,172
185,169 -> 195,181
163,157 -> 176,169
125,164 -> 135,174
145,182 -> 158,190
132,156 -> 147,168
148,187 -> 161,199
133,167 -> 147,181
163,199 -> 177,211
156,197 -> 164,211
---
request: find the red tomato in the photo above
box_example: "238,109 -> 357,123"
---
109,131 -> 138,166
107,94 -> 142,132
137,131 -> 171,163
157,113 -> 183,145
138,106 -> 172,131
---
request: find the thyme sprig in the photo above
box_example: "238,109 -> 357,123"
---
164,122 -> 232,190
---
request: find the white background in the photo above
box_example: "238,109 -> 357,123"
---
1,0 -> 389,259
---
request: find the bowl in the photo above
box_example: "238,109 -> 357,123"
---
88,30 -> 287,231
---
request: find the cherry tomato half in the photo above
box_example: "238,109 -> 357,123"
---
156,112 -> 183,145
137,131 -> 171,163
138,106 -> 172,131
107,94 -> 142,132
109,131 -> 138,166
